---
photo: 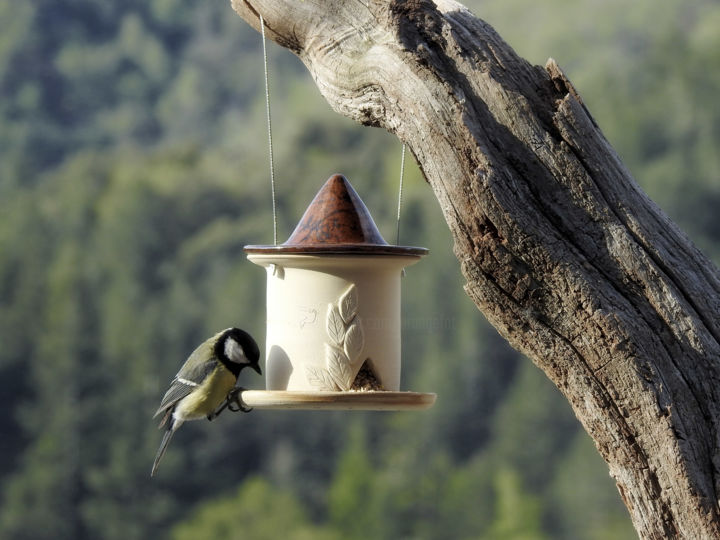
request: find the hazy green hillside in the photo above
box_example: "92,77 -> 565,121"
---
1,1 -> 718,538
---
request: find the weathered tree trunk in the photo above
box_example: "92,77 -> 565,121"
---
230,1 -> 720,537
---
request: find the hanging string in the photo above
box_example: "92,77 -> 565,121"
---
395,143 -> 406,245
260,15 -> 278,245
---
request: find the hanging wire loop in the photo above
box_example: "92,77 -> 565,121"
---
260,14 -> 278,245
395,143 -> 406,246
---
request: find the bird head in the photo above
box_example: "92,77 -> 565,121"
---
217,328 -> 262,376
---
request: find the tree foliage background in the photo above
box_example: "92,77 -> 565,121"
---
1,0 -> 718,538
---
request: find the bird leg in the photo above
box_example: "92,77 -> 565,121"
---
207,401 -> 228,421
207,387 -> 252,421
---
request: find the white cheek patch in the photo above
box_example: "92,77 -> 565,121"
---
225,337 -> 248,364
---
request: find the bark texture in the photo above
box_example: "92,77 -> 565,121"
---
230,1 -> 720,537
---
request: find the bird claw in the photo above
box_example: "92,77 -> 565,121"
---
227,387 -> 253,413
207,387 -> 252,421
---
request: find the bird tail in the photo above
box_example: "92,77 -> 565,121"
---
151,426 -> 176,477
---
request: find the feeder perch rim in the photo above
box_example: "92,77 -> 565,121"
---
240,390 -> 436,410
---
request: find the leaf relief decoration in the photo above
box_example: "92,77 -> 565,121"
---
338,284 -> 359,323
326,304 -> 345,346
305,365 -> 338,391
306,283 -> 365,391
343,320 -> 364,363
325,344 -> 353,391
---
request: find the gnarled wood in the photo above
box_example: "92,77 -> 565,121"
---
230,1 -> 720,537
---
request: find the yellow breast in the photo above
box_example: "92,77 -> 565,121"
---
175,365 -> 237,420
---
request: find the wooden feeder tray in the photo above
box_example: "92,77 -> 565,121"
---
241,390 -> 436,411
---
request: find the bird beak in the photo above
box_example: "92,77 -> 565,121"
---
252,363 -> 262,375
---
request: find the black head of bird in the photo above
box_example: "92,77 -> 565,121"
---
214,327 -> 261,377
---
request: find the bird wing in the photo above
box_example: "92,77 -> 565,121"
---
153,340 -> 220,420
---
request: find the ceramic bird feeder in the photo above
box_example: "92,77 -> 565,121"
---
241,174 -> 435,410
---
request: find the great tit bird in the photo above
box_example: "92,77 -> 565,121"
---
151,327 -> 261,477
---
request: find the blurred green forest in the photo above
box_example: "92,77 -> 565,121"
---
1,0 -> 718,538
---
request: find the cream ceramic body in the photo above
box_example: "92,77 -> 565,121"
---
247,253 -> 421,391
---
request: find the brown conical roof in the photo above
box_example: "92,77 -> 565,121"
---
285,174 -> 387,246
245,174 -> 427,256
